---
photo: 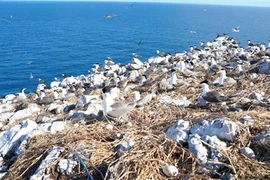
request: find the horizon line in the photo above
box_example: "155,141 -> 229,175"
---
1,0 -> 270,8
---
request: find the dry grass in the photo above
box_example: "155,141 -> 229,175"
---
5,73 -> 270,180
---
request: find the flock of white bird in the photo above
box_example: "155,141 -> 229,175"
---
1,33 -> 270,121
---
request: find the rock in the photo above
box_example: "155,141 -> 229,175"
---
254,132 -> 270,143
0,112 -> 13,122
48,103 -> 66,114
188,134 -> 208,163
15,103 -> 28,112
161,165 -> 179,177
202,135 -> 227,160
64,104 -> 76,113
0,103 -> 14,114
0,125 -> 21,152
166,120 -> 190,145
57,159 -> 77,175
9,104 -> 40,123
76,95 -> 90,109
250,73 -> 259,79
239,97 -> 251,104
249,92 -> 264,101
225,172 -> 235,180
38,123 -> 52,132
116,140 -> 135,157
190,118 -> 238,142
258,59 -> 270,74
0,120 -> 37,157
196,97 -> 208,108
50,121 -> 65,134
85,103 -> 103,118
38,116 -> 52,123
239,115 -> 254,126
15,138 -> 28,157
127,122 -> 132,127
30,146 -> 65,180
69,112 -> 88,121
105,124 -> 114,130
241,147 -> 256,159
0,172 -> 7,179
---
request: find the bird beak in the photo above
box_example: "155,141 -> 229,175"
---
194,83 -> 201,88
216,70 -> 222,74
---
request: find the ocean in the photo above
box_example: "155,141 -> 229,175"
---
0,1 -> 270,96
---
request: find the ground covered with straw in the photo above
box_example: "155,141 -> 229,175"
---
6,72 -> 270,180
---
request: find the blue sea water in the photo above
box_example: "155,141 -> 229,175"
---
0,2 -> 270,96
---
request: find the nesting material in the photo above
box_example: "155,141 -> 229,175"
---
116,140 -> 135,157
50,121 -> 65,134
30,146 -> 65,180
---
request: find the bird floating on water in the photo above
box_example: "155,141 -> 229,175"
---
26,61 -> 32,65
190,30 -> 197,34
104,14 -> 117,20
232,26 -> 240,33
30,73 -> 34,79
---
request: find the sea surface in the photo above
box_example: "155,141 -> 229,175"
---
0,2 -> 270,96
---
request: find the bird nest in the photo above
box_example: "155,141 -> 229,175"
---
6,74 -> 270,179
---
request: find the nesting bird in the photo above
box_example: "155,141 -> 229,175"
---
157,50 -> 170,57
13,88 -> 27,103
213,69 -> 236,87
169,69 -> 188,87
200,81 -> 232,103
102,88 -> 137,121
176,61 -> 201,77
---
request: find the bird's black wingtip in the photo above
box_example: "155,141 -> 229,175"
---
200,80 -> 209,84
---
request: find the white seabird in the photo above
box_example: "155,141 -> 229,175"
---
200,81 -> 232,103
213,69 -> 236,87
29,72 -> 34,79
176,61 -> 200,77
169,69 -> 188,87
157,50 -> 169,57
132,52 -> 140,58
102,92 -> 137,121
103,14 -> 117,20
235,64 -> 243,75
13,88 -> 27,102
232,26 -> 240,33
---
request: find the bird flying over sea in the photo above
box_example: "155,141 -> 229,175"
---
138,40 -> 142,46
0,18 -> 11,23
29,73 -> 34,79
190,30 -> 197,34
127,2 -> 136,9
232,26 -> 240,32
104,14 -> 117,20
